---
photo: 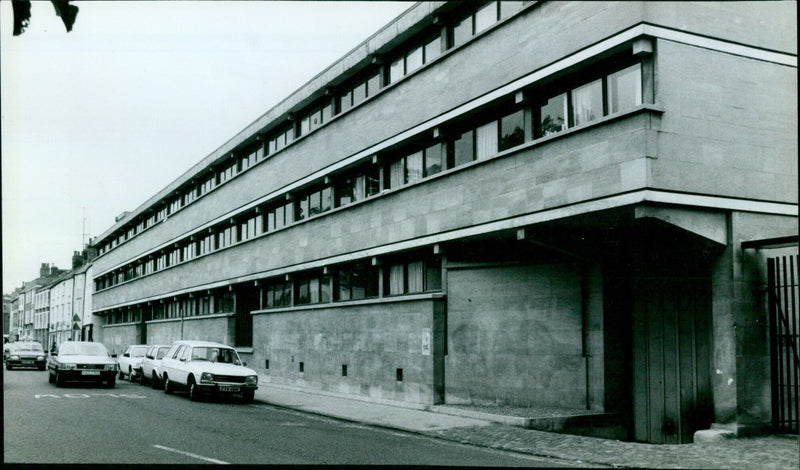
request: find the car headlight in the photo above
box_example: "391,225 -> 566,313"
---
200,372 -> 215,384
36,356 -> 45,360
61,363 -> 76,370
10,355 -> 19,361
245,375 -> 258,386
104,364 -> 116,371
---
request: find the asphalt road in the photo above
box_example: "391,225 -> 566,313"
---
4,367 -> 572,466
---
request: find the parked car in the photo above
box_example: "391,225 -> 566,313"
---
48,341 -> 117,387
159,340 -> 258,402
5,341 -> 47,370
139,344 -> 171,388
117,344 -> 150,381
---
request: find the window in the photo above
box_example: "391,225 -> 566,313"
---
475,1 -> 498,34
295,272 -> 330,306
499,109 -> 525,151
387,140 -> 445,190
538,93 -> 567,137
607,63 -> 642,114
452,15 -> 472,48
451,129 -> 475,168
571,79 -> 603,126
335,261 -> 379,301
406,45 -> 423,74
424,35 -> 442,63
475,120 -> 499,160
386,257 -> 442,295
296,185 -> 332,221
336,163 -> 380,207
215,291 -> 234,313
197,294 -> 212,315
264,279 -> 292,308
500,0 -> 524,20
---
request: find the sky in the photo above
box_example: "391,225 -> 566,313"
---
1,1 -> 411,293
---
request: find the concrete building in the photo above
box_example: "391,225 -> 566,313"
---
90,2 -> 797,443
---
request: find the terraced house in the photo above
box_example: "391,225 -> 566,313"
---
90,1 -> 797,443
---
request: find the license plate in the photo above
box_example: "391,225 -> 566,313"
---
22,360 -> 34,364
219,385 -> 240,392
81,370 -> 101,376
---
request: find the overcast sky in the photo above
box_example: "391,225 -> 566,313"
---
1,1 -> 410,292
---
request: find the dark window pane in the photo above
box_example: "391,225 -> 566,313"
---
297,197 -> 308,221
452,130 -> 474,167
365,166 -> 381,196
320,276 -> 331,303
308,191 -> 321,217
425,143 -> 443,177
539,93 -> 567,137
607,64 -> 642,114
571,79 -> 603,126
338,271 -> 351,301
425,258 -> 442,291
297,280 -> 310,305
499,109 -> 525,150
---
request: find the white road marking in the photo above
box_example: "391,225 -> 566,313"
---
152,445 -> 229,464
34,393 -> 147,399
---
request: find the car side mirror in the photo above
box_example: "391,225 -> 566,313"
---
111,354 -> 117,358
123,353 -> 130,357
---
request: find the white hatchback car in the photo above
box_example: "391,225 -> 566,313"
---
139,344 -> 171,389
159,340 -> 258,403
117,344 -> 150,381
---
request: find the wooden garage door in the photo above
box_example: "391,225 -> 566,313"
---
632,277 -> 713,444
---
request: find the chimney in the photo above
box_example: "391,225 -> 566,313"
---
72,251 -> 83,269
40,263 -> 50,278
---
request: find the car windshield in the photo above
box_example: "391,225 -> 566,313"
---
59,342 -> 109,356
11,342 -> 44,352
155,347 -> 170,359
131,347 -> 148,357
190,347 -> 241,364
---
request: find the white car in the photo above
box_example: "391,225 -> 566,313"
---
117,344 -> 150,381
159,340 -> 258,403
138,344 -> 171,389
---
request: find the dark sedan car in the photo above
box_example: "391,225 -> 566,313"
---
5,342 -> 47,370
48,341 -> 117,388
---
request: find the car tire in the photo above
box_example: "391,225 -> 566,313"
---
38,365 -> 46,371
151,372 -> 161,390
48,371 -> 55,383
118,370 -> 125,380
55,371 -> 64,387
6,364 -> 12,371
241,389 -> 255,404
188,377 -> 200,401
105,378 -> 116,388
139,373 -> 148,386
163,375 -> 173,394
127,366 -> 133,381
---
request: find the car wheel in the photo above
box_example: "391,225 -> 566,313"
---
48,371 -> 55,383
188,377 -> 200,401
118,370 -> 125,380
241,389 -> 255,404
105,378 -> 116,388
127,366 -> 133,381
151,372 -> 161,390
55,371 -> 64,387
139,373 -> 148,386
6,363 -> 12,371
163,375 -> 173,394
38,365 -> 46,371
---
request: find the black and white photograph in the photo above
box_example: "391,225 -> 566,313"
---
2,1 -> 798,467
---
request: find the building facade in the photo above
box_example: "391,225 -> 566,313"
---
90,1 -> 797,443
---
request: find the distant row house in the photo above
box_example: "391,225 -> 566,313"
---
5,250 -> 97,348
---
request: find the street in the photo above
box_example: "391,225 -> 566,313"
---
4,368 -> 572,466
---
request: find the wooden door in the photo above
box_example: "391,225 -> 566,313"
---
632,277 -> 713,443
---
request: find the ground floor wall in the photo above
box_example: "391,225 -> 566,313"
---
99,315 -> 235,355
251,298 -> 444,404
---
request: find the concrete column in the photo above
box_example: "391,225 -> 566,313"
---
584,261 -> 605,411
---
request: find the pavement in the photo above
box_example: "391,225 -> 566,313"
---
253,377 -> 799,469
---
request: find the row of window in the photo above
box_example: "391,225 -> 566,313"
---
104,291 -> 235,325
102,254 -> 442,323
97,1 -> 531,257
95,60 -> 644,291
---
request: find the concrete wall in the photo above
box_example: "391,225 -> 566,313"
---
100,323 -> 139,357
252,297 -> 443,404
652,40 -> 798,203
145,315 -> 234,347
711,212 -> 798,432
445,262 -> 587,408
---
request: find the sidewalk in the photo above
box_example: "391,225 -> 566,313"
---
253,379 -> 799,469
